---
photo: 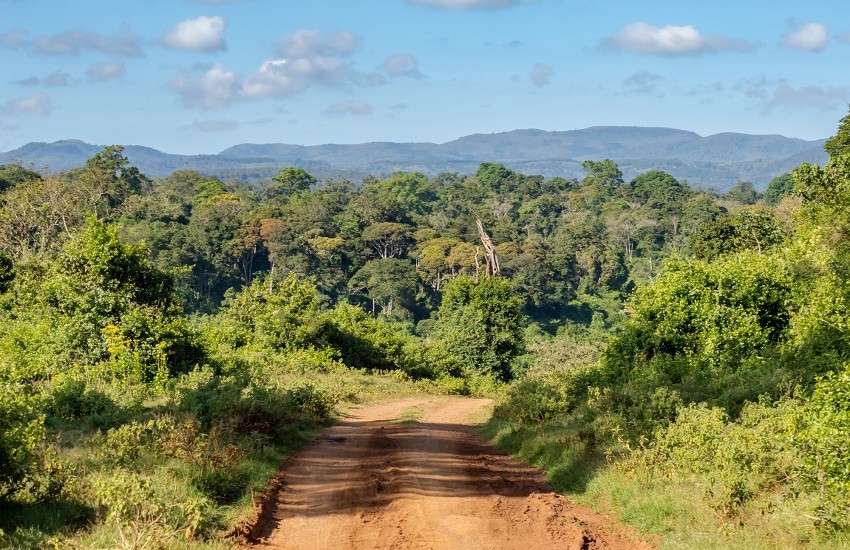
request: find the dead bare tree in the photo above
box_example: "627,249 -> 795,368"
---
476,218 -> 500,277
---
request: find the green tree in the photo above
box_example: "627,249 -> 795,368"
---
362,222 -> 413,259
0,163 -> 42,193
763,173 -> 794,205
724,180 -> 760,205
75,145 -> 151,214
348,258 -> 418,318
435,276 -> 526,381
581,159 -> 624,192
824,107 -> 850,158
265,167 -> 317,200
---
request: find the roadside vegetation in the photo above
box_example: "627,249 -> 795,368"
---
1,111 -> 849,548
485,109 -> 850,548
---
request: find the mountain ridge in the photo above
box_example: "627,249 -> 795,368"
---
0,126 -> 828,190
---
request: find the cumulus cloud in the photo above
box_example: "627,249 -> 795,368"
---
15,70 -> 70,87
782,22 -> 829,51
276,29 -> 358,58
602,22 -> 753,56
31,27 -> 143,56
1,93 -> 53,115
766,83 -> 850,112
408,0 -> 527,9
381,54 -> 423,79
241,57 -> 353,100
169,63 -> 240,108
161,16 -> 227,53
322,100 -> 374,116
620,71 -> 664,96
169,29 -> 386,108
528,63 -> 552,87
192,119 -> 239,132
87,61 -> 125,82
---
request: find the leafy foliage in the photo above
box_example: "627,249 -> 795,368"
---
435,276 -> 526,381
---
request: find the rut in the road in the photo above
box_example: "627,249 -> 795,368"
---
239,397 -> 652,550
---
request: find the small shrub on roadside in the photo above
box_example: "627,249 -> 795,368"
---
0,383 -> 45,501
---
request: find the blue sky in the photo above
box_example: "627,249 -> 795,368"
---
1,0 -> 849,154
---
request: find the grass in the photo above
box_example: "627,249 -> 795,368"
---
395,406 -> 424,424
481,417 -> 850,550
0,366 -> 439,549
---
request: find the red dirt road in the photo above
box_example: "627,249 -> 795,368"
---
243,397 -> 652,550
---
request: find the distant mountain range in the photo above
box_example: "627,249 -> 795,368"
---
0,126 -> 828,190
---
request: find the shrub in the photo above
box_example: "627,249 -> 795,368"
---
626,400 -> 800,517
0,383 -> 45,501
91,470 -> 212,546
46,378 -> 129,429
800,363 -> 850,528
319,303 -> 410,371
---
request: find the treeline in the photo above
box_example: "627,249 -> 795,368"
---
1,145 -> 778,325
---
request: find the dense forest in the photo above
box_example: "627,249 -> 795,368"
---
0,110 -> 848,548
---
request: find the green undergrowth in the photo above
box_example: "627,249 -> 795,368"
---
0,367 -> 433,549
482,416 -> 850,549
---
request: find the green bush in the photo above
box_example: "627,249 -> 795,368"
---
0,383 -> 45,501
319,303 -> 411,372
435,276 -> 526,381
46,378 -> 129,429
626,400 -> 800,517
800,363 -> 850,528
175,369 -> 335,438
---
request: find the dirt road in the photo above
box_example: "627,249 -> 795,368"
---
241,397 -> 652,550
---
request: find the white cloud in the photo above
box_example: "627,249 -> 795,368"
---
766,83 -> 850,111
169,64 -> 240,108
275,29 -> 358,58
408,0 -> 527,9
241,56 -> 352,100
87,61 -> 125,82
32,27 -> 143,56
192,119 -> 239,132
620,71 -> 664,96
161,16 -> 227,53
782,23 -> 829,51
603,22 -> 753,56
381,54 -> 423,79
838,32 -> 850,43
1,93 -> 53,115
528,63 -> 552,87
323,100 -> 374,116
169,29 -> 386,108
